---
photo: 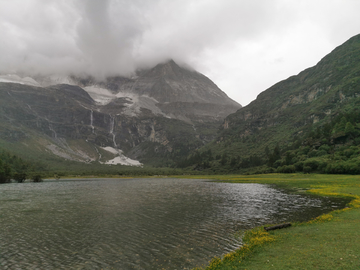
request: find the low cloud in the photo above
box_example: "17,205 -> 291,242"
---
0,0 -> 360,104
0,0 -> 291,78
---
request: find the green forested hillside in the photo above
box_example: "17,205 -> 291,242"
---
179,34 -> 360,174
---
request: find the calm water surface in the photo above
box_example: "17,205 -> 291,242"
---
0,178 -> 347,269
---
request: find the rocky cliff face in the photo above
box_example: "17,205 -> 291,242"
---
0,60 -> 241,166
74,60 -> 240,122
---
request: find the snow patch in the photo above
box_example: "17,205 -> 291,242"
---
121,95 -> 168,117
37,75 -> 75,86
83,86 -> 142,108
85,86 -> 114,97
0,74 -> 40,86
0,73 -> 172,119
82,86 -> 166,118
104,156 -> 142,166
101,146 -> 119,155
101,146 -> 142,166
0,74 -> 76,88
84,86 -> 115,105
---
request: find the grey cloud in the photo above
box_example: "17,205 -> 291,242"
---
0,0 -> 285,78
0,0 -> 360,106
75,0 -> 145,78
133,0 -> 280,68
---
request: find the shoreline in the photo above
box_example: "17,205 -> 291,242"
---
3,173 -> 359,268
184,174 -> 360,269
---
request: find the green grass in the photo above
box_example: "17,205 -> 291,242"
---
185,174 -> 360,269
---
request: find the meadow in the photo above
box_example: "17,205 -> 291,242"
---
184,174 -> 360,269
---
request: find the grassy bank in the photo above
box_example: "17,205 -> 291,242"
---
185,174 -> 360,269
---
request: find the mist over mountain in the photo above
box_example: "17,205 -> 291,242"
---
0,60 -> 240,168
1,0 -> 266,81
3,1 -> 359,106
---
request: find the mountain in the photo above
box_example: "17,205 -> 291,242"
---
182,33 -> 360,174
0,60 -> 241,168
72,59 -> 240,122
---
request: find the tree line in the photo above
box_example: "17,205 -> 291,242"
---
0,150 -> 43,183
176,108 -> 360,175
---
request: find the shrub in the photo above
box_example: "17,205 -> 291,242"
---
13,173 -> 27,183
273,159 -> 283,168
316,150 -> 328,157
299,146 -> 311,155
319,144 -> 330,153
343,148 -> 355,158
308,150 -> 318,158
303,165 -> 312,174
31,174 -> 43,182
291,157 -> 299,164
277,165 -> 296,173
294,161 -> 304,172
354,137 -> 360,145
318,160 -> 329,173
254,166 -> 275,174
325,162 -> 346,174
304,159 -> 320,170
0,162 -> 11,184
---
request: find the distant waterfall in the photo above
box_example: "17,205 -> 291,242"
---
94,146 -> 102,161
49,124 -> 58,139
90,110 -> 95,133
109,115 -> 117,147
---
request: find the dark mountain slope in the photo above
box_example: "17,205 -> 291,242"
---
227,34 -> 360,129
0,61 -> 241,168
181,33 -> 360,174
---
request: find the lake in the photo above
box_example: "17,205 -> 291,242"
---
0,178 -> 347,269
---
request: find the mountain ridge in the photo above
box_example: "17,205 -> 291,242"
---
0,60 -> 241,167
180,33 -> 360,174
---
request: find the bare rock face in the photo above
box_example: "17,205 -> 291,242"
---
76,60 -> 241,122
0,60 -> 241,166
133,60 -> 238,105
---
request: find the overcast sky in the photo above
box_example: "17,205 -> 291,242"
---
1,0 -> 360,106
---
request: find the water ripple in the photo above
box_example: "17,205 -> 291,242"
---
0,178 -> 347,269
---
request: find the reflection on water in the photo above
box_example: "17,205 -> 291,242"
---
0,178 -> 347,269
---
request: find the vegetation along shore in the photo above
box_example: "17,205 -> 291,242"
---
185,174 -> 360,269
